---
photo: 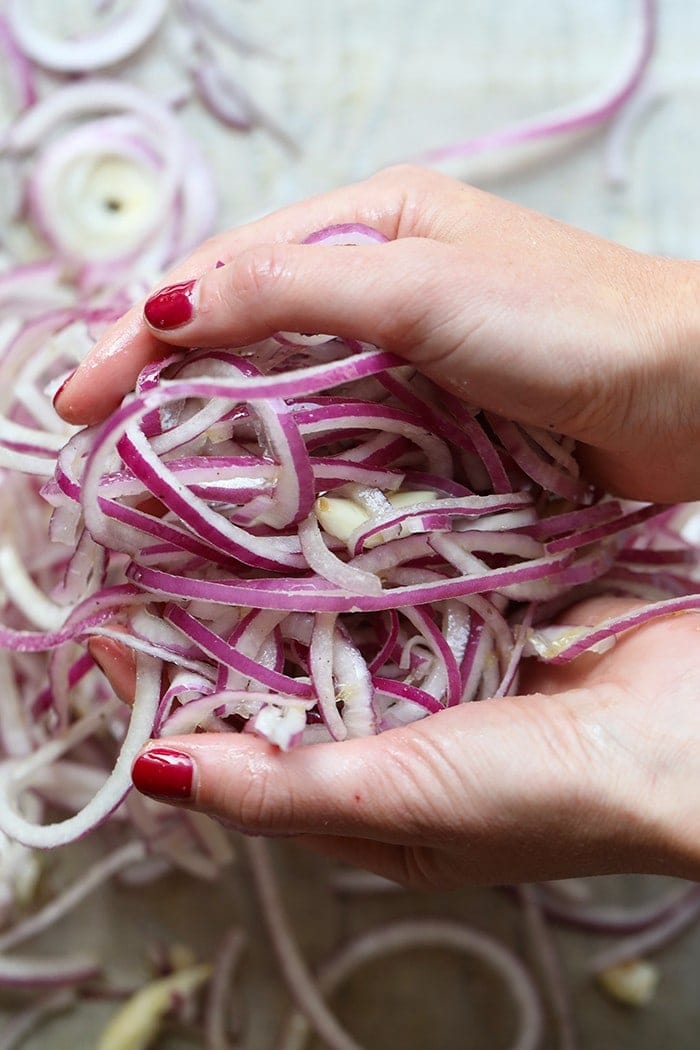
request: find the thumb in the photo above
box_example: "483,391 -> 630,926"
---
130,688 -> 623,860
140,237 -> 463,366
134,233 -> 642,448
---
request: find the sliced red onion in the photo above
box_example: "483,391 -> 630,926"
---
298,513 -> 381,596
279,918 -> 543,1050
244,837 -> 364,1050
303,224 -> 390,247
0,16 -> 36,114
0,655 -> 159,847
310,613 -> 349,740
126,547 -> 575,612
203,928 -> 247,1050
5,0 -> 167,73
26,118 -> 167,265
0,840 -> 145,952
518,885 -> 576,1050
0,987 -> 75,1049
590,886 -> 700,973
419,0 -> 655,167
604,77 -> 666,186
0,951 -> 100,987
3,77 -> 217,276
164,606 -> 313,699
525,594 -> 700,664
537,881 -> 700,935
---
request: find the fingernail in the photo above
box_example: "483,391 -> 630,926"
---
132,747 -> 194,801
52,372 -> 75,410
144,279 -> 196,330
88,637 -> 137,706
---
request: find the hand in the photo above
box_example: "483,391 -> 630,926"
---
91,597 -> 700,888
55,165 -> 700,502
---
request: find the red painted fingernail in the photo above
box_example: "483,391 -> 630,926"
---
144,279 -> 196,330
132,747 -> 194,801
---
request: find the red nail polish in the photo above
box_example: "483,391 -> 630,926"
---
144,279 -> 196,330
132,747 -> 194,801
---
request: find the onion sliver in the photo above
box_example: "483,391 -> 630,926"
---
279,919 -> 543,1050
0,656 -> 159,848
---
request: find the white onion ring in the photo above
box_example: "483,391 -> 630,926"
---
5,0 -> 167,73
279,919 -> 543,1050
0,657 -> 159,848
6,79 -> 185,154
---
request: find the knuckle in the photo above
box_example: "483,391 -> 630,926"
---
380,729 -> 454,834
224,761 -> 290,833
240,244 -> 289,299
228,244 -> 291,309
366,165 -> 453,240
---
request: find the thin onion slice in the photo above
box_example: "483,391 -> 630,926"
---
279,918 -> 543,1050
5,0 -> 167,73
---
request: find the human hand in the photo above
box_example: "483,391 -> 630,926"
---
54,165 -> 700,502
90,597 -> 700,888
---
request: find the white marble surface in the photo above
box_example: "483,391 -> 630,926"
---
186,0 -> 700,259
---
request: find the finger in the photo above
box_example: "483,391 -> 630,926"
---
127,233 -> 603,440
53,164 -> 452,425
88,636 -> 137,706
96,630 -> 591,876
55,312 -> 171,427
129,686 -> 643,882
141,238 -> 456,353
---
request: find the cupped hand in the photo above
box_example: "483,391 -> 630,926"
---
55,166 -> 700,502
90,598 -> 700,888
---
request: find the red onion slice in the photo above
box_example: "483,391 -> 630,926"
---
279,918 -> 543,1050
419,0 -> 655,167
0,655 -> 159,848
6,0 -> 167,73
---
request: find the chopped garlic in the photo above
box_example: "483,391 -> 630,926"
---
386,489 -> 436,508
314,488 -> 438,543
97,963 -> 211,1050
597,958 -> 659,1007
314,495 -> 370,542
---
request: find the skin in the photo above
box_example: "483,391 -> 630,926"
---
64,166 -> 700,888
